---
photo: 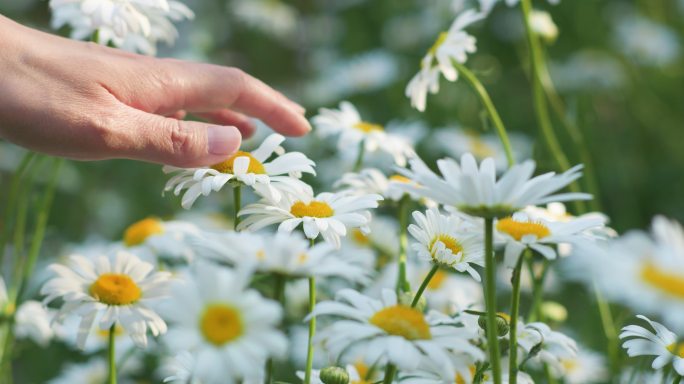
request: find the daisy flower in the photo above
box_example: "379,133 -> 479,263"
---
557,347 -> 608,384
13,301 -> 54,347
237,190 -> 382,248
335,168 -> 427,203
121,217 -> 202,263
163,133 -> 315,209
41,251 -> 171,348
312,102 -> 417,167
193,231 -> 370,283
408,208 -> 484,280
495,211 -> 605,267
516,322 -> 578,375
162,351 -> 201,384
160,262 -> 287,384
49,0 -> 194,55
579,216 -> 684,332
620,315 -> 684,376
310,289 -> 483,375
396,153 -> 591,218
48,358 -> 137,384
405,9 -> 484,111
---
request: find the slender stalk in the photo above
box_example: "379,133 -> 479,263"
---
265,274 -> 287,384
108,324 -> 117,384
383,364 -> 397,384
304,276 -> 316,384
451,61 -> 514,168
396,196 -> 411,293
353,139 -> 366,172
483,218 -> 501,384
508,250 -> 526,384
673,375 -> 682,384
538,56 -> 602,212
0,153 -> 36,266
518,0 -> 586,213
527,259 -> 549,323
17,159 -> 63,301
233,185 -> 242,230
594,281 -> 620,376
411,264 -> 439,308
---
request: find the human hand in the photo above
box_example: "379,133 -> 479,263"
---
0,15 -> 310,167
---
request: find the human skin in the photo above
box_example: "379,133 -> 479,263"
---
0,15 -> 310,167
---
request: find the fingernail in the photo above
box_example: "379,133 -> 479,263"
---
207,125 -> 241,155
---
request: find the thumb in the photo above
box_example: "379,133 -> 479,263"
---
118,106 -> 242,167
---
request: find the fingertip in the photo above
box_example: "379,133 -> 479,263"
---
266,106 -> 312,137
207,125 -> 242,156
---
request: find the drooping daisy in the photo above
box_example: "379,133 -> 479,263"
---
310,289 -> 483,375
396,153 -> 591,218
577,217 -> 684,332
49,0 -> 194,55
408,208 -> 484,280
121,217 -> 202,263
41,251 -> 171,348
237,190 -> 382,248
516,322 -> 578,375
620,315 -> 684,376
160,262 -> 287,384
312,102 -> 417,167
192,231 -> 370,283
405,9 -> 484,112
55,315 -> 137,355
495,211 -> 605,267
163,133 -> 315,209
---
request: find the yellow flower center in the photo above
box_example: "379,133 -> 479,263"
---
211,151 -> 266,174
354,361 -> 370,381
123,217 -> 164,247
468,135 -> 496,159
641,262 -> 684,299
427,270 -> 449,290
369,305 -> 432,340
200,304 -> 244,346
496,217 -> 551,241
668,342 -> 684,358
90,274 -> 142,305
429,32 -> 449,56
561,358 -> 578,373
351,229 -> 371,246
290,200 -> 334,218
497,312 -> 511,323
454,366 -> 477,384
389,175 -> 411,183
297,253 -> 309,264
353,121 -> 383,133
429,234 -> 463,255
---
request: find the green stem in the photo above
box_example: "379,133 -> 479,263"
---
508,250 -> 525,384
382,364 -> 397,384
451,61 -> 514,168
527,258 -> 549,323
483,218 -> 501,384
353,139 -> 366,172
0,153 -> 36,267
594,281 -> 620,377
519,0 -> 586,213
108,324 -> 117,384
396,196 -> 411,293
265,274 -> 287,384
538,56 -> 602,212
304,276 -> 316,384
673,376 -> 682,384
16,159 -> 63,301
411,264 -> 439,308
233,185 -> 242,230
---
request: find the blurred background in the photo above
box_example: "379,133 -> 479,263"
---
1,0 -> 684,381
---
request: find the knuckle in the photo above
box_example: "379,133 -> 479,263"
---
168,119 -> 196,157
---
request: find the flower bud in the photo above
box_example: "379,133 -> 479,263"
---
320,366 -> 350,384
478,313 -> 510,337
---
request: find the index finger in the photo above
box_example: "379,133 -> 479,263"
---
159,60 -> 310,137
